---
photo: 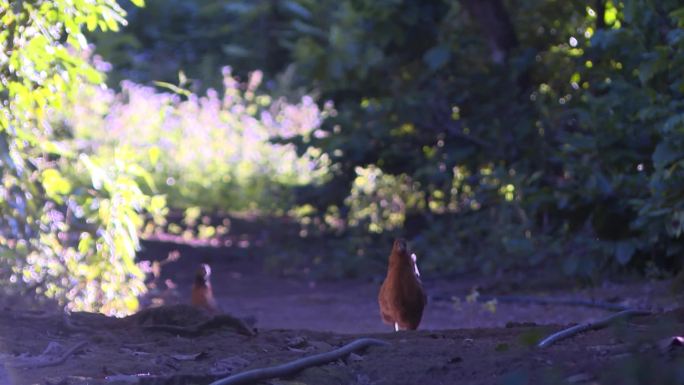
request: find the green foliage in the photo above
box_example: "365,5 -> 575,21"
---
93,0 -> 684,278
64,67 -> 331,213
559,0 -> 684,272
0,0 -> 161,315
346,166 -> 425,233
90,0 -> 320,88
281,0 -> 684,276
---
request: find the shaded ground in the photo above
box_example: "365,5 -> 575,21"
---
137,235 -> 678,333
2,233 -> 684,385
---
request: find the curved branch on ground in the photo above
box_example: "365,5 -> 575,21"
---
209,338 -> 390,385
8,341 -> 88,368
537,309 -> 651,348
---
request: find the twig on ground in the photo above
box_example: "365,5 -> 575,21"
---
8,341 -> 88,368
209,338 -> 390,385
432,293 -> 632,312
537,309 -> 651,348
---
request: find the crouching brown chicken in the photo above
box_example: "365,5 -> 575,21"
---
191,263 -> 220,314
378,238 -> 427,331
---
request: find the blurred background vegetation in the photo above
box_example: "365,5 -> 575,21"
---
1,0 -> 684,314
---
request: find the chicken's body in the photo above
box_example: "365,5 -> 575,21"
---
378,238 -> 427,331
191,263 -> 220,314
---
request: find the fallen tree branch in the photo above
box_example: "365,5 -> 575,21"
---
537,309 -> 651,349
142,314 -> 256,337
105,372 -> 221,385
209,338 -> 390,385
478,294 -> 631,312
8,341 -> 88,368
432,293 -> 632,312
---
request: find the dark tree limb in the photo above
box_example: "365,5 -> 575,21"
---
595,0 -> 606,30
208,338 -> 390,385
460,0 -> 518,64
537,309 -> 651,348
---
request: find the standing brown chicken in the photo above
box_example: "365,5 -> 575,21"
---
378,238 -> 427,331
191,263 -> 220,314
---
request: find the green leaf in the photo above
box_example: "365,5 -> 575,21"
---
130,0 -> 145,7
662,114 -> 684,134
41,168 -> 72,200
423,45 -> 450,71
80,154 -> 110,190
224,2 -> 255,14
282,1 -> 311,19
563,257 -> 578,275
149,195 -> 166,213
652,142 -> 680,169
221,44 -> 251,58
148,146 -> 160,166
153,81 -> 192,97
103,15 -> 121,32
614,241 -> 635,265
290,20 -> 326,38
638,49 -> 669,85
669,7 -> 684,27
78,233 -> 94,255
0,133 -> 17,170
502,237 -> 534,256
86,14 -> 98,31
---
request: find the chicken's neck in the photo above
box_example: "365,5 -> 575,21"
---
194,277 -> 210,288
387,252 -> 413,275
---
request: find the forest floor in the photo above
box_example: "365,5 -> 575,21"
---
2,222 -> 684,385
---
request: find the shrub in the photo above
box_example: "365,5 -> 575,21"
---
0,0 -> 162,315
65,66 -> 333,213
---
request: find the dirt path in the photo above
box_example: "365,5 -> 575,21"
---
1,238 -> 683,385
2,304 -> 683,385
139,238 -> 676,333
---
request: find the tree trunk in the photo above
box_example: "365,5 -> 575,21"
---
595,0 -> 606,30
460,0 -> 518,64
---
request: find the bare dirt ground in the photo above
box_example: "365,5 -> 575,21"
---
2,234 -> 684,385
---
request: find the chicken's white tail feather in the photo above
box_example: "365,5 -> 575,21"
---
411,253 -> 420,277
